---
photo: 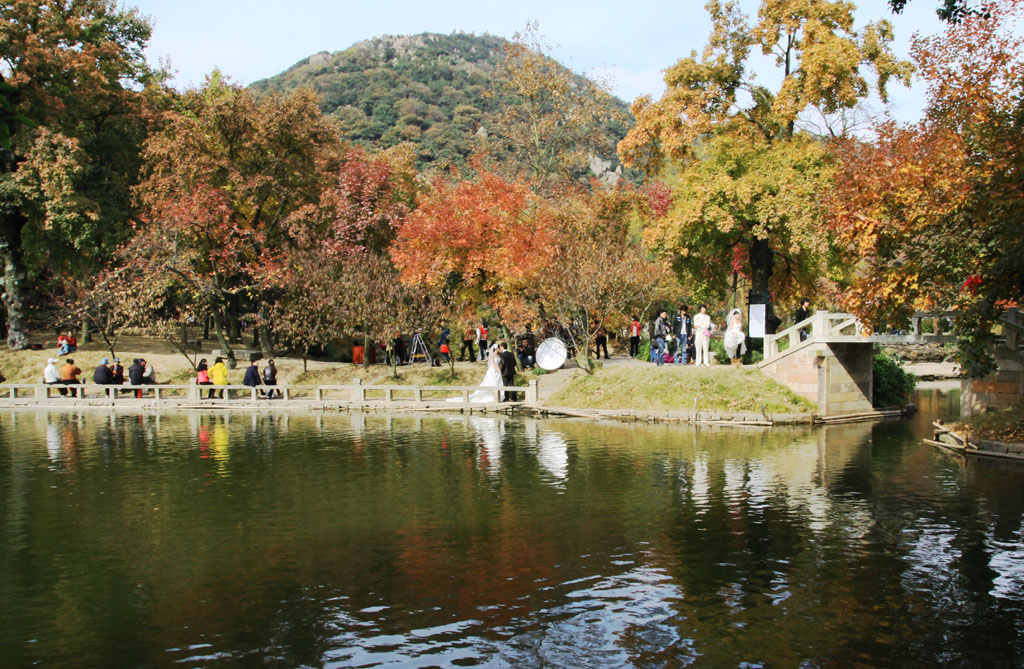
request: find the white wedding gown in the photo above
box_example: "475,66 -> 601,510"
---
724,313 -> 747,358
449,348 -> 502,403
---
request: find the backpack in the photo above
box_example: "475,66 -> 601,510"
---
262,366 -> 273,382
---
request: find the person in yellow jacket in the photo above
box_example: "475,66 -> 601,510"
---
208,357 -> 228,399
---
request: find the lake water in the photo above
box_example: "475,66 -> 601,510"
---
1,389 -> 1022,666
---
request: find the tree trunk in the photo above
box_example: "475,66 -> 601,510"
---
748,237 -> 781,335
0,209 -> 30,350
203,314 -> 210,340
387,342 -> 398,378
228,292 -> 241,343
80,319 -> 91,344
257,304 -> 274,359
211,308 -> 237,369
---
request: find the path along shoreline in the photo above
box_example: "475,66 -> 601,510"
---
0,387 -> 915,427
0,359 -> 950,427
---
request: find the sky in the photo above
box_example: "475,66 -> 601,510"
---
129,0 -> 948,124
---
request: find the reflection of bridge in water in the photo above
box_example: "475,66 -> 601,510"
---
760,309 -> 1024,417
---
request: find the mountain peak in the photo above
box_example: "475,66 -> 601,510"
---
252,32 -> 630,171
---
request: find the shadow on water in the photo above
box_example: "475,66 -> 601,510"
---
0,387 -> 1021,666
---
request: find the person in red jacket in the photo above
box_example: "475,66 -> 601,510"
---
476,322 -> 489,362
628,315 -> 642,358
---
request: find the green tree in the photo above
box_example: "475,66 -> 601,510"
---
828,0 -> 1024,376
0,0 -> 158,348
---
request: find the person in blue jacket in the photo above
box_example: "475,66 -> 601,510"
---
243,358 -> 263,396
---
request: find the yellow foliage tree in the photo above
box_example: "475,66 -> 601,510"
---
619,0 -> 912,330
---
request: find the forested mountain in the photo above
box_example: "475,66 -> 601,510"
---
251,32 -> 633,172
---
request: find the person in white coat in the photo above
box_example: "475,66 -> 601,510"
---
693,304 -> 713,367
43,358 -> 60,385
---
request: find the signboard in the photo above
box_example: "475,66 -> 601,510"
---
749,304 -> 766,338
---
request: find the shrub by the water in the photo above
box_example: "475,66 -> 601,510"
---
873,353 -> 917,407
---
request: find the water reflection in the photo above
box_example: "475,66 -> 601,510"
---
0,393 -> 1021,666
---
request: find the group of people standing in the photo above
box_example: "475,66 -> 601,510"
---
646,304 -> 721,366
640,300 -> 813,367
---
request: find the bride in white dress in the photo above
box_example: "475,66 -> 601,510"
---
449,343 -> 502,403
724,308 -> 747,362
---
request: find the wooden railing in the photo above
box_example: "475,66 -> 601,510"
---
764,312 -> 863,362
0,379 -> 539,405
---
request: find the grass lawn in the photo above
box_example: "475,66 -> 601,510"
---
547,364 -> 816,414
954,404 -> 1024,443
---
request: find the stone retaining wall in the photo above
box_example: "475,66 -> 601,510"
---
961,348 -> 1024,418
759,341 -> 873,415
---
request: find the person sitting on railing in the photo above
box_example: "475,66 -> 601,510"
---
142,360 -> 156,385
207,357 -> 227,399
128,359 -> 145,398
262,359 -> 278,399
110,358 -> 124,385
43,358 -> 60,391
243,358 -> 265,397
795,298 -> 812,341
60,359 -> 82,397
196,358 -> 211,389
93,358 -> 114,386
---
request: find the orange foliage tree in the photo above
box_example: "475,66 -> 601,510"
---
535,184 -> 673,371
129,76 -> 342,364
828,0 -> 1024,375
391,165 -> 557,340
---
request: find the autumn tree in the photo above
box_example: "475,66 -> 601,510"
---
619,0 -> 912,332
829,0 -> 1024,376
391,163 -> 557,341
487,23 -> 628,190
270,245 -> 349,373
131,76 -> 342,363
0,0 -> 160,348
536,184 -> 672,372
340,252 -> 439,378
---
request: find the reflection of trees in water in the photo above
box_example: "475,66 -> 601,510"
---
2,406 -> 1023,665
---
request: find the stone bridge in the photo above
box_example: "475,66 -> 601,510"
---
759,309 -> 1024,417
758,312 -> 876,416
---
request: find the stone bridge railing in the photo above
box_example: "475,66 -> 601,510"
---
763,312 -> 863,363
